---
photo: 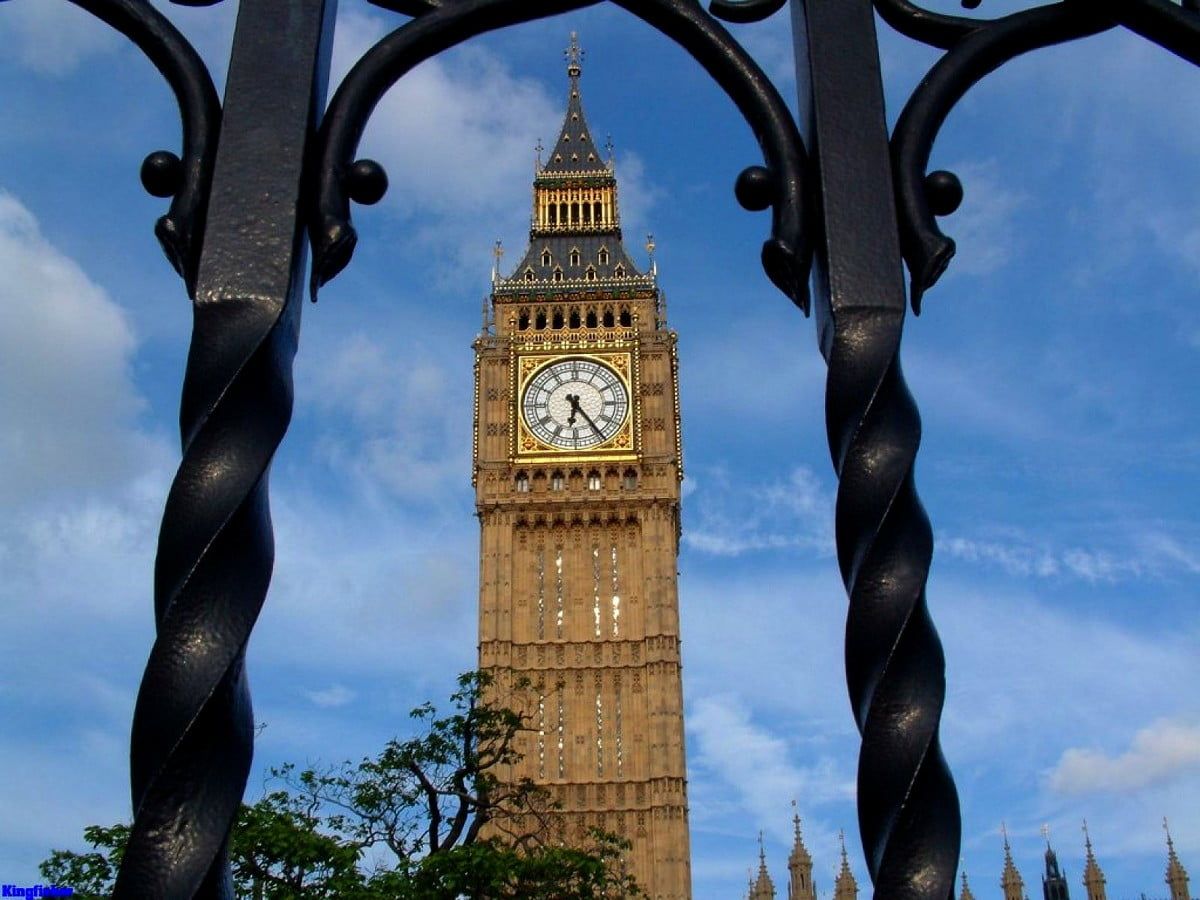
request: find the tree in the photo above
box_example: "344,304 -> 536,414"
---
40,672 -> 640,899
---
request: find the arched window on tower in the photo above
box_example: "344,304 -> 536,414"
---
613,264 -> 625,278
518,311 -> 530,330
535,311 -> 547,330
553,267 -> 564,283
587,470 -> 602,491
552,309 -> 564,329
593,201 -> 602,223
603,310 -> 615,328
569,310 -> 581,329
548,204 -> 557,226
541,248 -> 551,267
619,308 -> 632,327
598,247 -> 609,265
623,468 -> 638,490
570,248 -> 581,267
524,268 -> 535,283
515,472 -> 530,493
550,471 -> 565,491
586,310 -> 598,328
571,202 -> 580,224
585,267 -> 596,281
582,204 -> 592,224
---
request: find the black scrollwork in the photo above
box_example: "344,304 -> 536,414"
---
708,0 -> 788,25
310,0 -> 810,311
57,0 -> 223,291
881,0 -> 1200,312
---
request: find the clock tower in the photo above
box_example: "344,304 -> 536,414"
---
472,35 -> 691,899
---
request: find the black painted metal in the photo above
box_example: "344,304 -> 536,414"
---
311,0 -> 810,311
49,0 -> 223,290
112,1 -> 338,897
6,0 -> 1198,896
796,2 -> 959,898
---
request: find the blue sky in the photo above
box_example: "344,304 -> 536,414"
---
1,2 -> 1198,898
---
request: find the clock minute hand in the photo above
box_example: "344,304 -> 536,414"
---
572,400 -> 605,437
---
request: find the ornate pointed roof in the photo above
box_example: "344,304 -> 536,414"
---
960,871 -> 977,900
542,33 -> 607,176
789,813 -> 812,867
1081,821 -> 1107,900
493,34 -> 652,299
750,833 -> 777,900
1165,818 -> 1192,900
1001,824 -> 1028,900
834,830 -> 859,900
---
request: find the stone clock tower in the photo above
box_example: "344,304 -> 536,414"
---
472,35 -> 692,899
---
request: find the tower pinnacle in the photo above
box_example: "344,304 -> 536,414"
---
564,30 -> 584,77
1165,818 -> 1192,900
834,830 -> 859,900
787,807 -> 816,900
1001,823 -> 1028,900
1081,820 -> 1107,900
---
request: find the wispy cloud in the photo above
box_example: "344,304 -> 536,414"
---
683,466 -> 833,557
939,527 -> 1200,583
1048,718 -> 1200,796
304,685 -> 357,709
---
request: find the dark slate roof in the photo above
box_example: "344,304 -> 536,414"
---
542,68 -> 607,175
506,232 -> 644,286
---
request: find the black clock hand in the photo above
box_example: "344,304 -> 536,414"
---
565,393 -> 579,425
572,399 -> 605,437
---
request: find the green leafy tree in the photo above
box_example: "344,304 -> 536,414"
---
39,672 -> 640,899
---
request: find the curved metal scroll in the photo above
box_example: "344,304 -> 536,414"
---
311,0 -> 810,312
62,0 -> 223,290
881,0 -> 1200,312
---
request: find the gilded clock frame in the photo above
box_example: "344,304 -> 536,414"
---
511,346 -> 640,465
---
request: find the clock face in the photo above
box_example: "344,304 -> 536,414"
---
522,358 -> 629,450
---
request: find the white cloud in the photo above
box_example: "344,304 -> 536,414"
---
0,3 -> 120,76
1048,719 -> 1200,796
683,465 -> 833,557
305,684 -> 357,708
938,160 -> 1028,278
0,190 -> 169,509
688,693 -> 853,831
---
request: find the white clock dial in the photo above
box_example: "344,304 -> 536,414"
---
522,358 -> 629,450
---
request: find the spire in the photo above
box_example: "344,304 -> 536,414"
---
1165,818 -> 1192,900
1040,825 -> 1071,900
1001,823 -> 1028,900
750,832 -> 777,900
960,871 -> 977,900
787,806 -> 815,900
834,830 -> 859,900
497,35 -> 650,293
1080,821 -> 1107,900
542,32 -> 605,175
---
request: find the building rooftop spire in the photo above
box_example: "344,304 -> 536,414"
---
1081,820 -> 1107,900
1001,823 -> 1027,900
960,870 -> 976,900
1165,817 -> 1192,900
542,33 -> 605,176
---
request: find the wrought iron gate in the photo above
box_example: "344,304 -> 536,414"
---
5,1 -> 1198,897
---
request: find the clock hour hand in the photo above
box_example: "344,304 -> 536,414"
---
567,394 -> 604,437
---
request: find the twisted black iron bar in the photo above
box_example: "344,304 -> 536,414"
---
60,0 -> 222,289
801,0 -> 959,894
110,0 -> 337,895
312,0 -> 810,311
888,3 -> 1116,310
825,311 -> 958,900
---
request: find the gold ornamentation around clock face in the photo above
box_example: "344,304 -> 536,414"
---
522,358 -> 629,451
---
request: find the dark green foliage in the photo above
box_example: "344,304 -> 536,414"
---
39,672 -> 640,899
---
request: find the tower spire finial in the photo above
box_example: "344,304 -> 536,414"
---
565,31 -> 583,77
